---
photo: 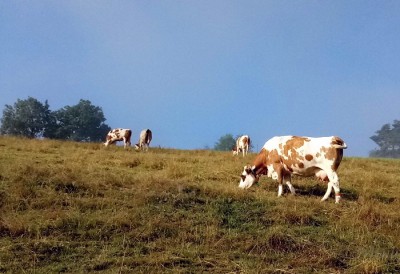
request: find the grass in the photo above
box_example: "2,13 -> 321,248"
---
0,136 -> 399,273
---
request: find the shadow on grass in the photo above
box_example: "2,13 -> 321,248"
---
295,184 -> 359,201
371,193 -> 397,204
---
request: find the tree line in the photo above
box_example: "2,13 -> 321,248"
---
0,97 -> 110,142
369,120 -> 400,158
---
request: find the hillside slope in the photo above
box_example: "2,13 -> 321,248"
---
0,137 -> 399,273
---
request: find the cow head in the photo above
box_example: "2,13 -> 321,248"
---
232,146 -> 237,155
239,165 -> 258,189
134,144 -> 140,150
232,147 -> 244,156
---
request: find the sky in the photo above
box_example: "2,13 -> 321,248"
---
1,1 -> 399,157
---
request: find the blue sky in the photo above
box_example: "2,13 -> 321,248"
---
1,1 -> 399,156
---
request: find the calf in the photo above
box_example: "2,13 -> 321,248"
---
233,135 -> 251,157
135,129 -> 152,151
239,136 -> 347,203
104,128 -> 132,149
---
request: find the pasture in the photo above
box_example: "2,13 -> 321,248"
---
0,136 -> 399,273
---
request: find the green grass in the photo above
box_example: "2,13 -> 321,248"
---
0,136 -> 399,273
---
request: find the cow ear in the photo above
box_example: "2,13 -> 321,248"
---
240,175 -> 246,181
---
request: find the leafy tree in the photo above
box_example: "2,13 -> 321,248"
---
50,99 -> 111,142
0,97 -> 53,138
370,120 -> 400,158
214,134 -> 236,151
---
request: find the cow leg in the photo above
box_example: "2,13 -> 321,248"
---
284,174 -> 295,195
331,172 -> 341,203
278,184 -> 283,197
276,166 -> 285,197
321,171 -> 341,203
321,182 -> 333,202
123,137 -> 130,149
126,140 -> 131,149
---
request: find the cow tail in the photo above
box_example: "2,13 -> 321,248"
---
332,137 -> 347,149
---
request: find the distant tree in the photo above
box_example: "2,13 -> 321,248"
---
214,134 -> 236,151
0,97 -> 53,138
370,120 -> 400,158
50,99 -> 111,142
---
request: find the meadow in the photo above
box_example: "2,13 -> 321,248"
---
0,136 -> 399,273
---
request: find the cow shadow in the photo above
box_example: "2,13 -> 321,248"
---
294,183 -> 359,201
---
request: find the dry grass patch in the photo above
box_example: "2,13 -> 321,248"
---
0,136 -> 399,273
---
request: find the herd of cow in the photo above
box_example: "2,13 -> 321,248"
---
104,128 -> 347,203
104,128 -> 152,151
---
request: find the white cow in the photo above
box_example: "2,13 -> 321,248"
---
232,135 -> 251,157
104,128 -> 132,149
239,136 -> 347,203
135,129 -> 152,151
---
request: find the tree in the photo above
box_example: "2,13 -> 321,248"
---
0,97 -> 53,138
50,99 -> 111,142
370,120 -> 400,158
1,97 -> 111,142
214,134 -> 236,151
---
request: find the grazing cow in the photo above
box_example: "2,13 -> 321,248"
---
135,129 -> 152,151
233,135 -> 251,157
104,128 -> 132,149
239,136 -> 347,203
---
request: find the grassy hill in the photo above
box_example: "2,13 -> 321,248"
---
0,136 -> 399,273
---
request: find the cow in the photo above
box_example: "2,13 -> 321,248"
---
104,128 -> 132,149
233,135 -> 251,157
135,129 -> 152,151
239,136 -> 347,203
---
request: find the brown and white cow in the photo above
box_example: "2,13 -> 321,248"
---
135,129 -> 152,151
239,136 -> 347,203
233,135 -> 251,157
104,128 -> 132,149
